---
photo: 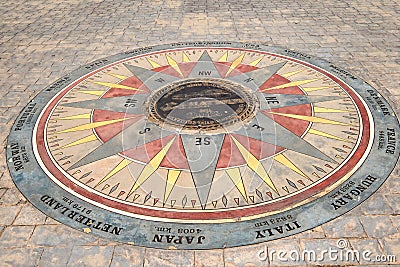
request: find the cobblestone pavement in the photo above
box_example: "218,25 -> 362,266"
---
0,0 -> 399,266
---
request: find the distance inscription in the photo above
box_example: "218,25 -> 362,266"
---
6,42 -> 399,249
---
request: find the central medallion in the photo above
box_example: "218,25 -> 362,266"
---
147,78 -> 258,132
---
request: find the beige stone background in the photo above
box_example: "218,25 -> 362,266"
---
0,0 -> 399,266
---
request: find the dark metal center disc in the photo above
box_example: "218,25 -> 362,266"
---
147,78 -> 258,132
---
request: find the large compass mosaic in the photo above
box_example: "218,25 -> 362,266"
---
7,42 -> 399,249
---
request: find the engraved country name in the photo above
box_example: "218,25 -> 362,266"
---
84,59 -> 109,70
41,195 -> 123,235
255,220 -> 302,239
330,175 -> 379,210
45,76 -> 72,92
9,142 -> 29,171
378,128 -> 397,154
170,41 -> 233,47
14,102 -> 37,131
152,226 -> 205,245
329,64 -> 357,80
284,49 -> 311,60
124,46 -> 153,56
366,89 -> 391,115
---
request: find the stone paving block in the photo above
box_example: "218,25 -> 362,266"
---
38,247 -> 73,267
0,96 -> 20,108
0,187 -> 27,206
67,245 -> 114,267
351,205 -> 363,215
95,236 -> 119,246
144,248 -> 195,267
266,239 -> 306,266
379,234 -> 400,265
376,176 -> 393,194
109,245 -> 145,267
359,193 -> 394,215
0,188 -> 7,199
0,109 -> 10,124
44,216 -> 61,225
0,248 -> 43,267
386,176 -> 400,194
293,226 -> 326,239
389,215 -> 399,232
29,225 -> 98,247
224,243 -> 269,267
359,215 -> 397,238
194,249 -> 224,267
13,204 -> 47,225
0,226 -> 35,248
0,205 -> 21,225
348,238 -> 384,265
323,216 -> 366,238
299,238 -> 359,266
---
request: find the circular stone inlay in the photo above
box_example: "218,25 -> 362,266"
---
6,42 -> 399,249
147,78 -> 258,132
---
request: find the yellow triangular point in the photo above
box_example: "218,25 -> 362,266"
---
281,69 -> 304,78
57,117 -> 130,133
231,136 -> 278,193
249,57 -> 263,67
226,168 -> 248,202
164,170 -> 181,203
128,137 -> 176,197
59,113 -> 91,120
270,112 -> 350,126
262,78 -> 320,91
147,58 -> 161,68
96,159 -> 133,187
108,73 -> 127,80
303,86 -> 334,92
308,129 -> 349,142
314,107 -> 347,113
226,53 -> 245,76
93,82 -> 140,91
273,154 -> 310,180
218,52 -> 228,62
78,90 -> 105,96
61,134 -> 98,149
182,52 -> 190,62
212,201 -> 217,208
166,55 -> 183,77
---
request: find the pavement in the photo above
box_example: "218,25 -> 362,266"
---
0,0 -> 399,266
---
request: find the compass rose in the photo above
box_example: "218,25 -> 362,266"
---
9,42 -> 398,249
43,48 -> 359,215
